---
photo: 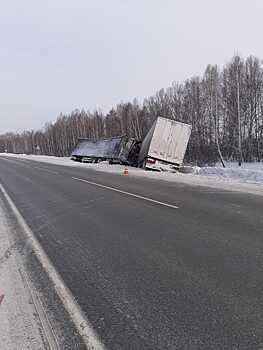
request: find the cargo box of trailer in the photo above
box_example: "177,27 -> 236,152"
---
138,117 -> 192,170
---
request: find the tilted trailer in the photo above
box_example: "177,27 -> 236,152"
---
138,117 -> 192,171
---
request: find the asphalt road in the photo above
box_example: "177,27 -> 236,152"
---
0,156 -> 263,350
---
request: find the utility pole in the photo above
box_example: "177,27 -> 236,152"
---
237,70 -> 242,166
215,93 -> 225,167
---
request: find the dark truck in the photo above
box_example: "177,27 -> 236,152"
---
71,136 -> 141,166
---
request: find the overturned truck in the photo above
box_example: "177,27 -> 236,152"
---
71,117 -> 191,170
71,136 -> 141,166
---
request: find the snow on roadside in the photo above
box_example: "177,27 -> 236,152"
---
1,153 -> 263,196
0,198 -> 45,350
198,165 -> 263,183
217,161 -> 263,171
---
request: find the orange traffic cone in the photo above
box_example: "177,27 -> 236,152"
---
123,165 -> 129,176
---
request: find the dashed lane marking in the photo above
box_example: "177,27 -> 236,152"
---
72,176 -> 179,209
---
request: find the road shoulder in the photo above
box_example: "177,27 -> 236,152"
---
0,196 -> 46,350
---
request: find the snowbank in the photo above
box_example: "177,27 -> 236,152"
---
198,164 -> 263,184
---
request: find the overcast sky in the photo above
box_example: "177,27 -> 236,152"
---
1,0 -> 263,133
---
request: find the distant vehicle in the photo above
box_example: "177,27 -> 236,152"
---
71,136 -> 140,166
138,117 -> 192,171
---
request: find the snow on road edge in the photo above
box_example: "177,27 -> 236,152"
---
0,196 -> 45,350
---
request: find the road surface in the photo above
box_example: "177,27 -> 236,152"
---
0,156 -> 263,349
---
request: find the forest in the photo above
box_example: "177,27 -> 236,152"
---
1,55 -> 263,165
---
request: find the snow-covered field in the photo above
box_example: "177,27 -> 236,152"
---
1,153 -> 263,196
0,198 -> 45,350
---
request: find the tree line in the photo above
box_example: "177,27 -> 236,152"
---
1,55 -> 263,165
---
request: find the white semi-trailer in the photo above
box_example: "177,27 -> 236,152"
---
138,117 -> 192,170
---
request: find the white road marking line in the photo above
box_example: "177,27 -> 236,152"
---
33,166 -> 59,175
72,177 -> 179,209
0,183 -> 106,350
